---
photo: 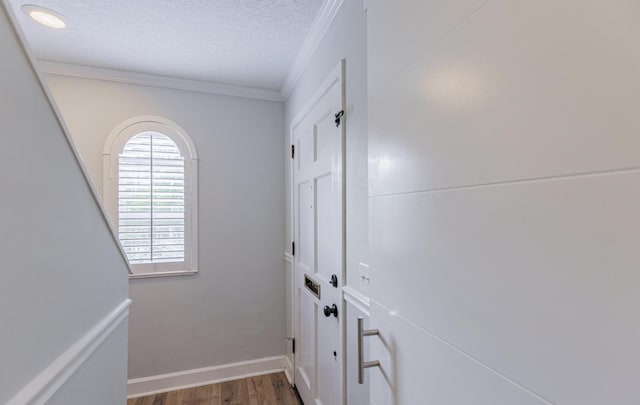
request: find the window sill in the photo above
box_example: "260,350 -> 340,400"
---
128,269 -> 198,280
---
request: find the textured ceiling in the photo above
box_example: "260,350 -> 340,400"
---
7,0 -> 325,90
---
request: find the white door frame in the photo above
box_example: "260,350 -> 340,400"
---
287,59 -> 346,403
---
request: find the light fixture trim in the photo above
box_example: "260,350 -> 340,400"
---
21,5 -> 66,29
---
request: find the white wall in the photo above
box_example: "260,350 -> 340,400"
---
44,75 -> 287,379
283,0 -> 369,401
0,5 -> 129,404
368,0 -> 640,403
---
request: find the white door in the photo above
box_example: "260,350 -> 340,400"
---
292,63 -> 344,405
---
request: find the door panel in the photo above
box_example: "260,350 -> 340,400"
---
315,112 -> 338,170
298,128 -> 315,172
293,63 -> 344,405
316,174 -> 340,282
298,181 -> 314,272
298,289 -> 317,393
318,312 -> 340,405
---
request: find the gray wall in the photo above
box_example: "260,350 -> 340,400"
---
45,75 -> 286,378
47,322 -> 129,405
0,5 -> 129,404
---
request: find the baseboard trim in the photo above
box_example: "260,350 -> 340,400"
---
127,355 -> 288,398
7,299 -> 132,405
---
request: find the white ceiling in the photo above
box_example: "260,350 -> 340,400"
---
7,0 -> 326,91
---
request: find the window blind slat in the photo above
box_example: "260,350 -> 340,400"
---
118,132 -> 185,265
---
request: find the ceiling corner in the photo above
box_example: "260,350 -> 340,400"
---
280,0 -> 345,101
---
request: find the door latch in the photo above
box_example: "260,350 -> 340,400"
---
329,274 -> 338,288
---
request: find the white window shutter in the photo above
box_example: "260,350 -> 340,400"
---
118,132 -> 185,264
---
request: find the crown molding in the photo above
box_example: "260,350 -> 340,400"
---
37,60 -> 284,102
280,0 -> 345,100
34,0 -> 345,103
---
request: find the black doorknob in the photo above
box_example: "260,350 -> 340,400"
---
323,304 -> 338,318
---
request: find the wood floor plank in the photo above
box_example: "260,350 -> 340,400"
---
183,384 -> 212,405
181,387 -> 196,404
136,396 -> 156,405
221,378 -> 249,405
259,374 -> 279,405
164,388 -> 183,405
152,392 -> 167,405
270,372 -> 298,405
130,373 -> 300,405
246,377 -> 260,405
248,376 -> 277,405
209,383 -> 222,405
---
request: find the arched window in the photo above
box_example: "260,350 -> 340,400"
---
104,117 -> 198,277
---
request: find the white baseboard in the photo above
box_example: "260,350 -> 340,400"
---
7,299 -> 132,405
127,355 -> 288,398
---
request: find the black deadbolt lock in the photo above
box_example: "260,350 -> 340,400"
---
323,304 -> 338,318
329,274 -> 338,288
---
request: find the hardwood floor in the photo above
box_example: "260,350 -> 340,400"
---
127,372 -> 301,405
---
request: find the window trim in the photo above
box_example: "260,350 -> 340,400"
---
104,116 -> 198,278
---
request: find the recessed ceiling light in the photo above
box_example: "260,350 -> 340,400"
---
21,5 -> 66,29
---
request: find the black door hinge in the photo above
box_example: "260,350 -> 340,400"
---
291,144 -> 295,159
334,110 -> 345,127
292,241 -> 295,256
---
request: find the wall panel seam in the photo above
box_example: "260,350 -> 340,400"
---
370,298 -> 553,405
369,165 -> 640,200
